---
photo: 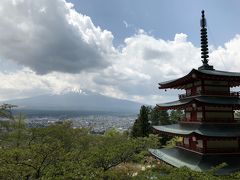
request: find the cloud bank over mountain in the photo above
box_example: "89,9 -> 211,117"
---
0,0 -> 239,104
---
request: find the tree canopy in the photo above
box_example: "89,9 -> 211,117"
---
0,106 -> 239,179
150,107 -> 170,125
131,105 -> 152,138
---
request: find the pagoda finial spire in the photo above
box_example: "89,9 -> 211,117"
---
198,10 -> 214,70
200,10 -> 209,65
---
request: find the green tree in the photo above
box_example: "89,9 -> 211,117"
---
0,113 -> 160,179
0,104 -> 17,133
150,107 -> 170,125
170,109 -> 184,123
148,106 -> 172,146
104,128 -> 121,137
131,105 -> 151,138
1,106 -> 235,179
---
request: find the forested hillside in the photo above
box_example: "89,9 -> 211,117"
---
0,106 -> 240,179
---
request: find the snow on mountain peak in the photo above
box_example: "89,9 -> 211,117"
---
58,87 -> 87,95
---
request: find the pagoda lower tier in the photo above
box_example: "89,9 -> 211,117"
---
150,123 -> 240,174
149,147 -> 240,175
153,123 -> 240,137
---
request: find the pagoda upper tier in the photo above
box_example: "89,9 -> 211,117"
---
159,68 -> 240,89
157,96 -> 240,110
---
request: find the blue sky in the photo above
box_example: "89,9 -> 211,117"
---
69,0 -> 240,47
0,0 -> 239,105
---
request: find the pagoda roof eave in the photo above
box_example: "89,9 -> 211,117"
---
159,68 -> 240,89
153,124 -> 240,137
159,69 -> 196,89
200,69 -> 240,77
156,96 -> 240,110
149,147 -> 240,175
156,98 -> 192,110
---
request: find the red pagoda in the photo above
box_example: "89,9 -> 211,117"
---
149,10 -> 240,174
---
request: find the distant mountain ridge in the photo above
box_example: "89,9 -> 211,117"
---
3,91 -> 142,113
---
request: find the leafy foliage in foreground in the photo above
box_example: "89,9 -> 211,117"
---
0,113 -> 239,179
0,115 -> 160,179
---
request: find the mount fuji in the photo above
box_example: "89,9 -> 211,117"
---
3,91 -> 143,113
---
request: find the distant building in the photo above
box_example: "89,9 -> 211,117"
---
150,10 -> 240,174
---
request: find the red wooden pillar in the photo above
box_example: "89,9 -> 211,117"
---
201,79 -> 205,94
238,137 -> 240,149
202,106 -> 206,122
232,107 -> 235,122
190,112 -> 196,121
191,86 -> 196,96
203,137 -> 207,153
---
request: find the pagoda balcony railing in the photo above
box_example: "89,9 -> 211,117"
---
178,91 -> 240,99
180,117 -> 239,124
176,143 -> 240,154
176,142 -> 203,153
206,148 -> 240,154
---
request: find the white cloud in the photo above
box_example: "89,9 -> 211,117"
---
95,32 -> 200,96
174,33 -> 188,43
0,0 -> 240,105
0,0 -> 114,74
210,34 -> 240,71
93,32 -> 240,104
